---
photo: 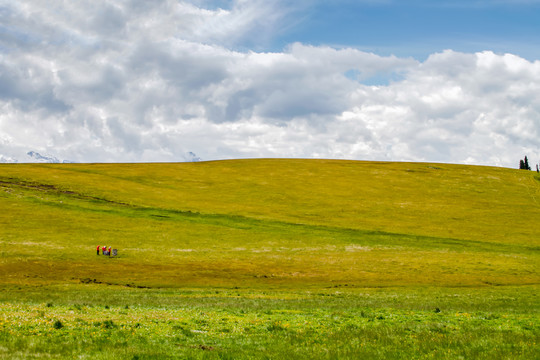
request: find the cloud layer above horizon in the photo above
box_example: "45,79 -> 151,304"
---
0,0 -> 539,167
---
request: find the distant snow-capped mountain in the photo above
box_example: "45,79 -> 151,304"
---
27,151 -> 61,163
6,151 -> 199,163
184,152 -> 202,162
27,151 -> 74,163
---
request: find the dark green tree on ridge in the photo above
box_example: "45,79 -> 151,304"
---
519,156 -> 531,170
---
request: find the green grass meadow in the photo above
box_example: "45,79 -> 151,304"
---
0,159 -> 539,358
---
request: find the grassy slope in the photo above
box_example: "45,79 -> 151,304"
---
1,159 -> 539,359
0,159 -> 538,289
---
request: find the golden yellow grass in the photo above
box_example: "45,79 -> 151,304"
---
0,159 -> 539,289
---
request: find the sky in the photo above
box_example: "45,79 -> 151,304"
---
0,0 -> 539,167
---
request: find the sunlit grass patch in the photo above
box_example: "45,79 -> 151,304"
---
0,288 -> 538,359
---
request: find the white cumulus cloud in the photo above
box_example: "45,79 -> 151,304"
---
0,0 -> 538,167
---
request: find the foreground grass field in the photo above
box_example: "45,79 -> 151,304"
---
1,286 -> 538,359
1,159 -> 539,358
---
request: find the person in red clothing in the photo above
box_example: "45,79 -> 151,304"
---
102,246 -> 107,255
96,245 -> 100,255
108,246 -> 111,257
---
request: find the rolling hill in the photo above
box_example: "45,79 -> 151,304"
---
0,159 -> 538,289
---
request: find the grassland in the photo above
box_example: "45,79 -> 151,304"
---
0,159 -> 539,358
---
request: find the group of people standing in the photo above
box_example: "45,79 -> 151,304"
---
97,245 -> 112,256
